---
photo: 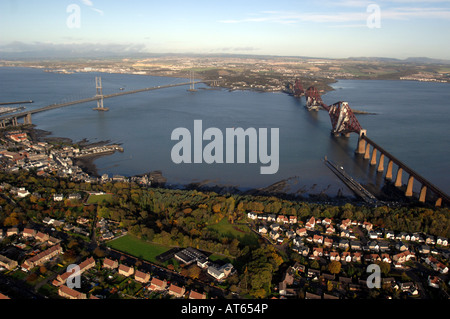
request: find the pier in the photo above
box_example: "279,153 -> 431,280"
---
324,157 -> 378,205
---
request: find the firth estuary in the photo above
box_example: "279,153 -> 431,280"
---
0,67 -> 449,201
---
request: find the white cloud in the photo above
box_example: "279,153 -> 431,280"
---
80,0 -> 94,7
91,8 -> 104,16
219,6 -> 450,26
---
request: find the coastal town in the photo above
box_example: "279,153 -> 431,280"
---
0,127 -> 448,299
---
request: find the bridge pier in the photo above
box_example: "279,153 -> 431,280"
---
436,198 -> 442,207
405,175 -> 414,197
386,160 -> 393,180
364,144 -> 371,160
395,167 -> 403,187
355,130 -> 367,154
419,185 -> 427,203
370,148 -> 378,166
24,113 -> 32,125
377,154 -> 385,172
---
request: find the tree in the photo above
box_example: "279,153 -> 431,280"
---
328,261 -> 342,275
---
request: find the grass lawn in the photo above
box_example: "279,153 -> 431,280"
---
106,235 -> 173,264
86,193 -> 113,205
207,217 -> 258,247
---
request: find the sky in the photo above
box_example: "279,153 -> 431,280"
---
1,0 -> 450,59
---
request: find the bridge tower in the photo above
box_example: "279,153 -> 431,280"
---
188,71 -> 198,92
93,77 -> 109,111
23,113 -> 32,125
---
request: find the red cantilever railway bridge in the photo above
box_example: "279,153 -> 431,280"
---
300,80 -> 448,207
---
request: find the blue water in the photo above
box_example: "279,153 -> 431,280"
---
0,67 -> 449,197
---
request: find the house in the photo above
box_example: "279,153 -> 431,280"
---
340,219 -> 352,230
428,276 -> 441,289
437,237 -> 448,247
368,231 -> 379,239
341,252 -> 352,263
350,241 -> 362,251
207,263 -> 234,281
6,228 -> 19,237
267,214 -> 277,222
305,217 -> 315,230
270,224 -> 280,231
269,230 -> 280,241
410,233 -> 420,242
378,242 -> 390,252
103,258 -> 119,269
0,255 -> 18,270
392,251 -> 415,264
339,239 -> 349,249
149,277 -> 167,291
395,241 -> 408,251
54,257 -> 95,287
289,216 -> 297,224
313,235 -> 323,244
118,264 -> 134,277
340,229 -> 350,238
277,215 -> 289,224
53,194 -> 64,202
36,231 -> 49,242
362,221 -> 373,231
312,247 -> 323,257
322,218 -> 332,226
352,252 -> 362,262
247,212 -> 258,220
296,228 -> 307,237
330,252 -> 340,261
368,241 -> 379,251
399,282 -> 416,293
17,188 -> 30,198
22,244 -> 63,271
258,226 -> 268,234
189,290 -> 207,300
419,245 -> 431,254
425,236 -> 436,245
326,225 -> 335,234
381,254 -> 391,263
364,254 -> 381,263
385,230 -> 395,240
58,285 -> 87,300
296,245 -> 310,257
292,262 -> 305,273
324,237 -> 333,248
286,230 -> 296,239
135,270 -> 150,284
307,268 -> 320,279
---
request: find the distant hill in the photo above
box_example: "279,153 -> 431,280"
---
348,56 -> 450,65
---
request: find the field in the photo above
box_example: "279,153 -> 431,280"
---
86,193 -> 113,204
207,217 -> 259,247
106,235 -> 172,264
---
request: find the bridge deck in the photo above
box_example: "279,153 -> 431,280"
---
362,135 -> 449,203
0,81 -> 211,121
